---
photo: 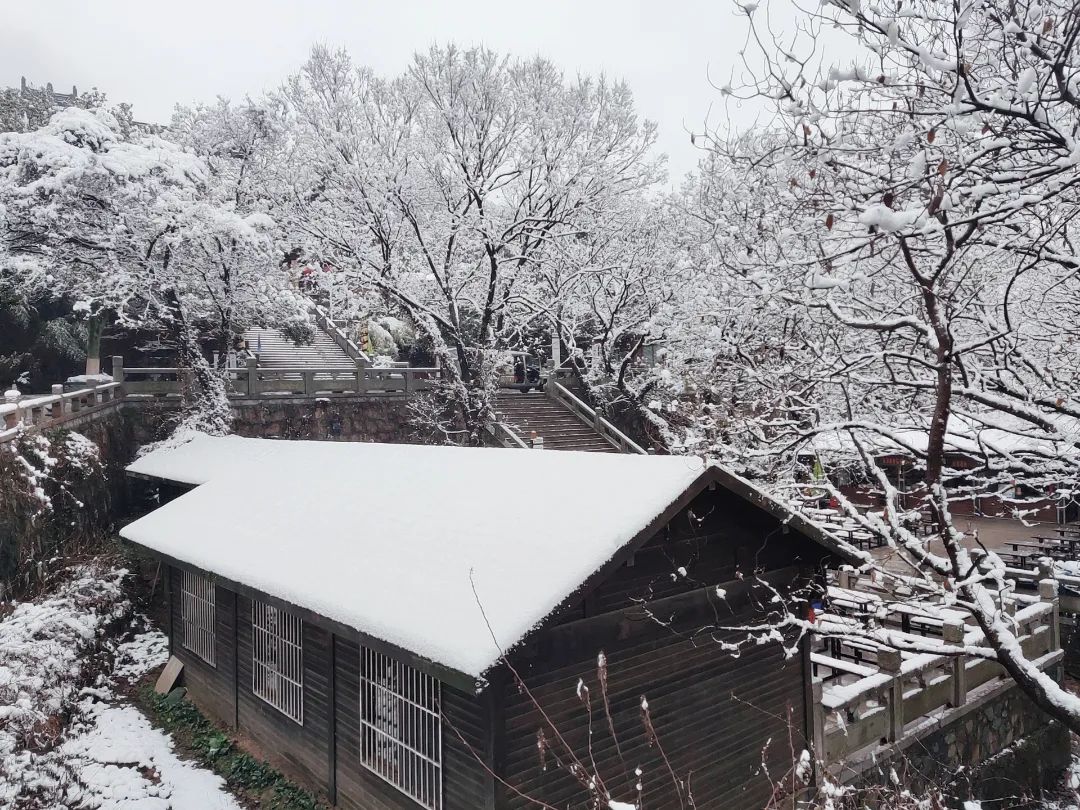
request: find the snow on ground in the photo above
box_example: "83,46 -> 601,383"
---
0,563 -> 240,809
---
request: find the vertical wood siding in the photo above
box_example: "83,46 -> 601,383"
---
335,635 -> 493,810
168,565 -> 236,726
236,593 -> 333,795
500,604 -> 808,809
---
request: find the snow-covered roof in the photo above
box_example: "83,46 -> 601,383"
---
807,412 -> 1080,461
122,435 -> 842,681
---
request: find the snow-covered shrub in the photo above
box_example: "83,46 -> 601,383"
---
0,564 -> 131,804
0,430 -> 111,595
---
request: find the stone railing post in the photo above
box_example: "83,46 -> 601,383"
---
1039,578 -> 1061,651
303,371 -> 315,397
3,386 -> 20,431
246,357 -> 259,397
943,620 -> 967,707
878,649 -> 904,741
112,356 -> 125,398
50,384 -> 64,419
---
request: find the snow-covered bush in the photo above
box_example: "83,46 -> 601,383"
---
0,564 -> 130,804
0,430 -> 111,595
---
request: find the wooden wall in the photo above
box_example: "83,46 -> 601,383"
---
163,486 -> 830,810
499,588 -> 810,809
333,635 -> 493,810
166,567 -> 236,726
168,563 -> 494,810
495,487 -> 827,810
235,593 -> 334,792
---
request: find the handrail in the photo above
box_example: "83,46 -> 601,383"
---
0,355 -> 443,444
489,420 -> 530,449
307,298 -> 372,367
1,380 -> 124,441
814,578 -> 1061,765
547,381 -> 647,455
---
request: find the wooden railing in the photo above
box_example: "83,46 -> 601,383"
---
813,579 -> 1062,764
546,381 -> 647,454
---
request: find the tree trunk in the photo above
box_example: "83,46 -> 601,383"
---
84,315 -> 102,376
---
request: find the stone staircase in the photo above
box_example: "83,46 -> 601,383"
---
493,390 -> 618,452
245,327 -> 356,370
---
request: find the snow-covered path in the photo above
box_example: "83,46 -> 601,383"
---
0,564 -> 241,809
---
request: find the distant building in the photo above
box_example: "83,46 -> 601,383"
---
20,75 -> 79,105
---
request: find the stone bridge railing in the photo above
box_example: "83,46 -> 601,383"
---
0,356 -> 442,444
121,357 -> 441,398
812,574 -> 1063,770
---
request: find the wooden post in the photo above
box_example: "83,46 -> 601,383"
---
246,357 -> 258,397
877,648 -> 904,741
943,621 -> 967,707
837,569 -> 855,590
1040,578 -> 1061,651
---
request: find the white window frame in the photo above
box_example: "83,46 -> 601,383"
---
251,600 -> 304,724
180,569 -> 216,666
359,646 -> 443,810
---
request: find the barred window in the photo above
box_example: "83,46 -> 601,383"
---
180,569 -> 215,666
251,600 -> 303,724
359,646 -> 442,810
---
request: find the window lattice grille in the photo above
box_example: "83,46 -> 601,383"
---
359,646 -> 442,810
251,600 -> 303,724
180,570 -> 215,666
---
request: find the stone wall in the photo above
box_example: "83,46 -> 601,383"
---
229,397 -> 417,443
847,678 -> 1070,806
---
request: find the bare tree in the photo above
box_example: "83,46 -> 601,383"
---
276,44 -> 663,441
673,0 -> 1080,734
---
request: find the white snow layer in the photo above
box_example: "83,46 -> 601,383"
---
0,563 -> 238,809
122,435 -> 710,678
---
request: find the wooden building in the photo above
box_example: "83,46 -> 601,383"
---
122,436 -> 855,810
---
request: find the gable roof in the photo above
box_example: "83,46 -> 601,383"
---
121,435 -> 852,683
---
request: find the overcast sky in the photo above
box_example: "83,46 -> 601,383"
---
3,0 -> 782,181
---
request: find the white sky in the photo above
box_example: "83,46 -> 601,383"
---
2,0 -> 787,181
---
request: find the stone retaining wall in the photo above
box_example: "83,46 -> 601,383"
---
844,676 -> 1070,806
229,397 -> 416,443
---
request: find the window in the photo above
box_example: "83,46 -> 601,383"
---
180,569 -> 216,666
251,600 -> 303,724
359,646 -> 442,810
